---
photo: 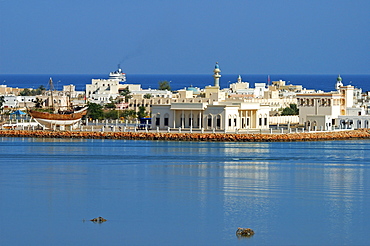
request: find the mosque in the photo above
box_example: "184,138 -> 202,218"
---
150,63 -> 270,132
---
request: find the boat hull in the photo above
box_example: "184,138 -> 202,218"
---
28,107 -> 88,129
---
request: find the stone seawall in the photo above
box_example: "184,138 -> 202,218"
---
1,129 -> 370,142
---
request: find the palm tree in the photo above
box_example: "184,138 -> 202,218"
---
0,96 -> 5,113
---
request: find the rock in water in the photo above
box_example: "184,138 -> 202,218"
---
236,227 -> 254,237
90,217 -> 107,223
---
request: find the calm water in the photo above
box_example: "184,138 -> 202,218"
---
1,137 -> 370,245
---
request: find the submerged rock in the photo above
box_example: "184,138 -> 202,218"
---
90,217 -> 107,223
236,227 -> 254,237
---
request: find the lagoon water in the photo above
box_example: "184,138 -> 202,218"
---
1,138 -> 370,245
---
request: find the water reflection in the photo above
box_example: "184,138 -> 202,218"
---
1,138 -> 370,245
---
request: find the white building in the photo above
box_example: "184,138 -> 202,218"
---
150,63 -> 271,132
297,75 -> 355,129
3,95 -> 36,109
151,101 -> 270,131
86,78 -> 141,104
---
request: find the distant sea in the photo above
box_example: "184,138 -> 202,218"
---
1,74 -> 370,92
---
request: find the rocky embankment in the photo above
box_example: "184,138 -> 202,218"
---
1,129 -> 370,142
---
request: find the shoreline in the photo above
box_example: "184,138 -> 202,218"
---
1,129 -> 370,142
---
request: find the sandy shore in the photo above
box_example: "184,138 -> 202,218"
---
1,129 -> 370,142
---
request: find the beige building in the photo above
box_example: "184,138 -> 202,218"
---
0,85 -> 29,96
150,63 -> 271,132
297,84 -> 354,129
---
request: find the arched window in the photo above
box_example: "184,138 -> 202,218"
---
155,114 -> 161,126
163,114 -> 169,126
216,115 -> 221,129
207,114 -> 213,128
259,114 -> 263,126
264,114 -> 268,126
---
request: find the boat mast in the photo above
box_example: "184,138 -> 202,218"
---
48,77 -> 55,111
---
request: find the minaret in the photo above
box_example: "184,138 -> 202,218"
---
213,62 -> 221,87
237,75 -> 242,83
335,74 -> 343,90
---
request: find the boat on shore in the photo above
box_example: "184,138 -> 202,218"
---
28,77 -> 88,130
28,106 -> 88,130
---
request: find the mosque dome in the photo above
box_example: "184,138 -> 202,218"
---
186,86 -> 197,92
337,74 -> 342,81
213,62 -> 221,73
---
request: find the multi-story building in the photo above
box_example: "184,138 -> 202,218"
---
150,63 -> 271,132
297,75 -> 355,129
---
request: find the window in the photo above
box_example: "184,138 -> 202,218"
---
259,118 -> 262,126
216,115 -> 221,128
164,117 -> 169,126
155,117 -> 160,126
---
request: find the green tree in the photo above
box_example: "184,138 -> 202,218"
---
120,87 -> 133,103
34,85 -> 46,95
20,88 -> 32,96
281,104 -> 299,116
87,102 -> 104,120
120,87 -> 130,97
0,96 -> 5,111
20,85 -> 46,96
104,110 -> 120,120
121,109 -> 137,120
104,102 -> 116,109
158,80 -> 171,91
143,93 -> 152,99
137,106 -> 148,119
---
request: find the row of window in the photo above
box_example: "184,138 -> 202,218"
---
298,98 -> 345,107
154,115 -> 268,128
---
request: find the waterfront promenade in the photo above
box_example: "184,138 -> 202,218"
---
1,129 -> 369,142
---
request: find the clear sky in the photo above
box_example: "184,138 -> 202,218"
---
0,0 -> 369,74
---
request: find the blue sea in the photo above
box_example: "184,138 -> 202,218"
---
1,74 -> 370,92
1,137 -> 370,245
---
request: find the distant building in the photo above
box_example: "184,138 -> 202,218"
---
86,78 -> 141,104
297,76 -> 355,129
150,63 -> 270,132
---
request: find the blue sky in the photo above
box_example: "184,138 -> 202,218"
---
0,0 -> 369,74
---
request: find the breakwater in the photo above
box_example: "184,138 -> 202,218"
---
1,129 -> 370,142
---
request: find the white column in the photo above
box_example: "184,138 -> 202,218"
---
182,110 -> 184,128
190,110 -> 193,129
199,111 -> 202,129
173,110 -> 176,128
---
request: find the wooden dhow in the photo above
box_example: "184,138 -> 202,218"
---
28,77 -> 88,129
28,106 -> 88,129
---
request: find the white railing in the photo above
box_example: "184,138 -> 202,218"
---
269,116 -> 299,124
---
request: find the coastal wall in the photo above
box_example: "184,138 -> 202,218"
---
1,129 -> 370,142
